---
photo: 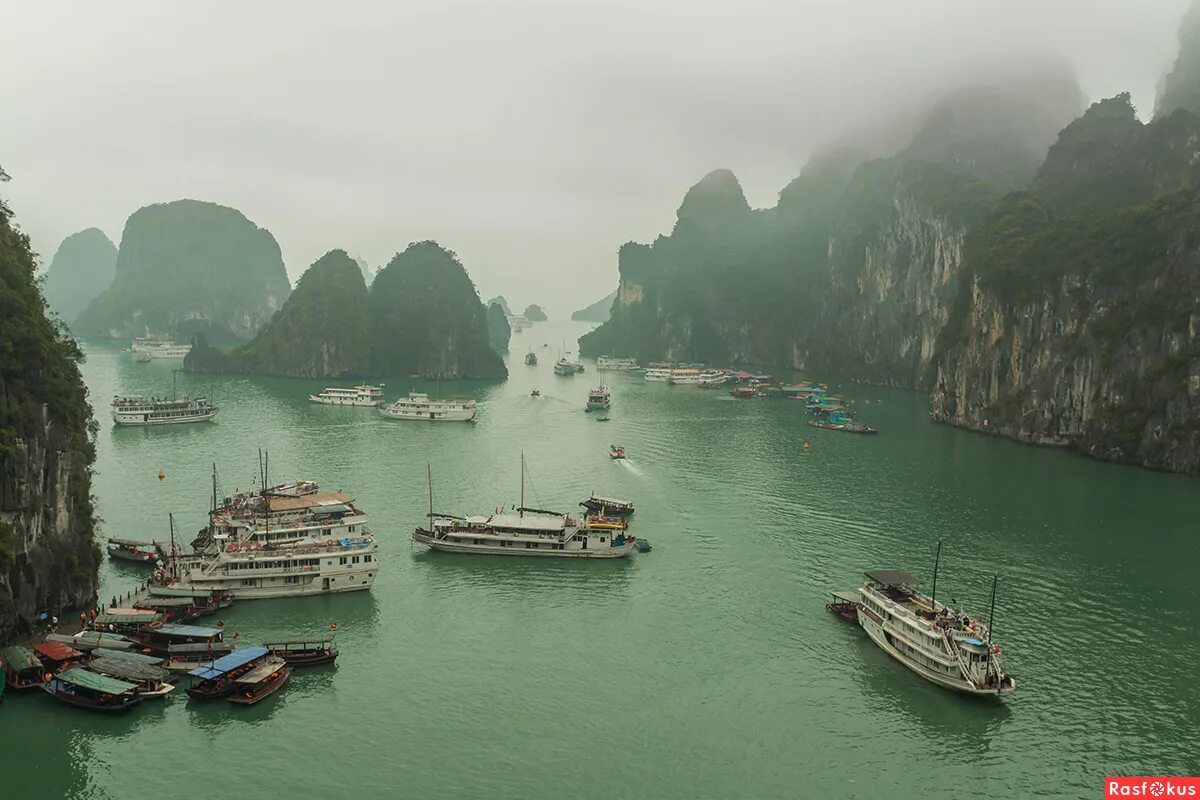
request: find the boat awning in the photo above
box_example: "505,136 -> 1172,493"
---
155,624 -> 223,639
262,634 -> 335,646
143,597 -> 195,607
864,569 -> 920,587
267,491 -> 352,513
95,612 -> 161,625
236,658 -> 284,684
104,607 -> 159,616
108,538 -> 161,548
100,649 -> 165,665
89,657 -> 168,683
188,646 -> 269,680
148,586 -> 214,598
56,667 -> 139,694
487,513 -> 565,531
1,645 -> 39,670
830,590 -> 862,603
169,642 -> 234,655
45,632 -> 135,651
34,642 -> 84,662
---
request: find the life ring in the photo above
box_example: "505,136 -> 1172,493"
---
325,539 -> 333,546
225,544 -> 236,553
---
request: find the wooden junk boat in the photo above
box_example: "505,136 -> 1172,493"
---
826,590 -> 862,623
32,642 -> 85,672
263,634 -> 339,666
87,655 -> 175,698
2,645 -> 46,690
130,623 -> 224,658
580,494 -> 635,518
106,538 -> 163,564
186,646 -> 270,700
167,641 -> 236,673
228,656 -> 291,706
42,668 -> 144,712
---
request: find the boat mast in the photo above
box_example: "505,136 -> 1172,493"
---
168,512 -> 178,582
986,574 -> 998,691
930,540 -> 942,614
519,453 -> 525,518
427,463 -> 433,519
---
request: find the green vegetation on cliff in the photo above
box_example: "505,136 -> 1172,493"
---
75,199 -> 290,345
186,250 -> 372,378
42,228 -> 116,324
370,242 -> 507,379
0,168 -> 99,641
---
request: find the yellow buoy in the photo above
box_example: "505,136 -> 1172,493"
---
157,469 -> 165,481
803,441 -> 810,451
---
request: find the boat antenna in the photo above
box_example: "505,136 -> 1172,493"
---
257,448 -> 264,489
930,539 -> 942,615
427,463 -> 433,519
264,451 -> 270,489
211,462 -> 218,514
986,574 -> 998,689
520,452 -> 525,518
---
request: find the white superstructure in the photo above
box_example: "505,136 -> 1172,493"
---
596,356 -> 640,371
379,392 -> 477,422
309,385 -> 384,407
111,395 -> 218,426
855,570 -> 1016,697
132,339 -> 191,359
667,368 -> 726,386
174,480 -> 378,599
644,365 -> 673,382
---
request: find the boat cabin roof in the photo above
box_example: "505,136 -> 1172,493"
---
262,634 -> 335,646
236,658 -> 285,684
108,537 -> 160,548
95,612 -> 161,625
105,607 -> 158,616
101,649 -> 166,665
143,597 -> 195,608
584,495 -> 632,506
864,569 -> 920,587
56,668 -> 139,694
89,657 -> 168,683
487,513 -> 566,531
188,646 -> 269,680
1,645 -> 39,670
34,642 -> 83,662
155,623 -> 223,639
45,633 -> 134,651
169,642 -> 234,655
149,586 -> 215,598
266,491 -> 353,513
830,590 -> 863,603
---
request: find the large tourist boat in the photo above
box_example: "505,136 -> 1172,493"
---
177,477 -> 379,599
308,384 -> 385,407
643,364 -> 674,382
852,566 -> 1016,697
42,668 -> 144,712
554,357 -> 584,376
668,368 -> 726,386
379,392 -> 476,422
586,385 -> 611,411
596,356 -> 640,371
111,395 -> 218,426
413,461 -> 639,559
131,338 -> 192,359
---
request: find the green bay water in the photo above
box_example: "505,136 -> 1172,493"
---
3,321 -> 1198,799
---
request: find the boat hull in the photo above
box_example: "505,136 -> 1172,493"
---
857,609 -> 1015,697
414,532 -> 636,559
228,665 -> 291,705
106,548 -> 157,563
42,680 -> 143,712
308,396 -> 380,407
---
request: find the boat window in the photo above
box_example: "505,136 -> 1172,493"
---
339,557 -> 348,565
364,555 -> 372,563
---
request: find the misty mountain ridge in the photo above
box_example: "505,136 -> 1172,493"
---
41,227 -> 116,323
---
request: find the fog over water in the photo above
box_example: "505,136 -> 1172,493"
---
1,0 -> 1189,309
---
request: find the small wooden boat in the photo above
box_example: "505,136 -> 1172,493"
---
42,668 -> 143,712
530,389 -> 541,397
827,590 -> 862,623
166,641 -> 235,673
106,538 -> 162,564
185,646 -> 271,700
2,645 -> 46,690
228,657 -> 291,706
580,494 -> 635,517
134,352 -> 152,363
635,539 -> 652,553
610,444 -> 626,460
130,622 -> 224,657
33,641 -> 86,672
262,634 -> 338,667
525,352 -> 538,366
44,632 -> 138,653
729,386 -> 761,398
596,415 -> 611,422
87,655 -> 176,698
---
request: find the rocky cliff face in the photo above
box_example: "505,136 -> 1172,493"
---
930,99 -> 1200,474
42,227 -> 117,324
487,302 -> 511,353
571,290 -> 616,322
185,250 -> 373,378
371,242 -> 507,379
523,304 -> 547,322
0,179 -> 99,644
75,199 -> 290,345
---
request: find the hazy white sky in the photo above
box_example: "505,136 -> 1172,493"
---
1,0 -> 1190,313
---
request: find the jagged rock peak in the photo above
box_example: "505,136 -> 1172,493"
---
42,227 -> 117,323
1157,0 -> 1200,117
676,169 -> 750,225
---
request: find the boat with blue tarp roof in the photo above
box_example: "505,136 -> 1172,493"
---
186,646 -> 271,700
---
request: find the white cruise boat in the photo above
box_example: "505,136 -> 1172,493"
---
644,365 -> 673,382
854,569 -> 1016,697
379,392 -> 476,422
112,395 -> 218,426
586,385 -> 611,411
174,479 -> 378,599
309,384 -> 384,407
668,368 -> 726,386
596,356 -> 640,371
131,338 -> 191,359
507,314 -> 531,332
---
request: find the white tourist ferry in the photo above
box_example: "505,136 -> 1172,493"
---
174,479 -> 378,599
668,368 -> 726,386
413,460 -> 638,558
131,338 -> 191,359
586,385 -> 611,411
111,395 -> 218,426
308,384 -> 385,407
854,569 -> 1016,697
644,364 -> 674,382
379,392 -> 476,422
596,356 -> 640,371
